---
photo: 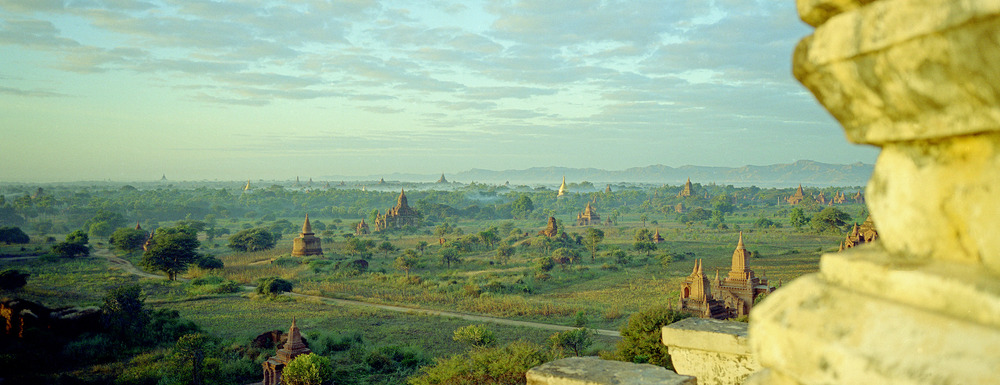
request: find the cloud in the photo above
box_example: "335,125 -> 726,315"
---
0,85 -> 67,97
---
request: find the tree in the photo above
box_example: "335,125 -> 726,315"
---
142,226 -> 200,280
377,241 -> 397,258
608,247 -> 631,265
614,305 -> 688,368
752,217 -> 780,229
639,214 -> 649,227
394,250 -> 419,278
633,240 -> 656,256
416,241 -> 428,255
195,255 -> 224,270
52,230 -> 89,258
102,284 -> 150,347
227,227 -> 277,252
439,247 -> 460,268
174,333 -> 211,385
811,207 -> 852,233
510,195 -> 534,219
789,208 -> 809,229
0,269 -> 29,290
256,276 -> 293,297
711,195 -> 735,215
583,228 -> 605,261
552,247 -> 579,265
109,227 -> 147,253
453,324 -> 497,348
282,353 -> 334,385
0,226 -> 29,245
344,236 -> 375,258
549,328 -> 594,357
495,244 -> 515,265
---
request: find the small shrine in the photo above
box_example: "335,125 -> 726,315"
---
291,214 -> 323,257
261,318 -> 312,385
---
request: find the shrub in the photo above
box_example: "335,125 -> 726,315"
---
196,255 -> 224,270
0,226 -> 29,245
0,269 -> 29,290
282,353 -> 333,385
452,324 -> 496,348
549,328 -> 593,357
613,305 -> 689,368
256,277 -> 293,297
409,341 -> 549,385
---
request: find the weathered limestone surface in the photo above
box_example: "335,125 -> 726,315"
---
526,357 -> 696,385
869,134 -> 1000,272
751,272 -> 999,384
747,1 -> 1000,384
662,318 -> 758,385
795,0 -> 1000,147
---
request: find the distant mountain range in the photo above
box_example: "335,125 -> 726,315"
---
324,160 -> 873,188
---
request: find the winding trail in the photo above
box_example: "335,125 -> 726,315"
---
97,248 -> 621,338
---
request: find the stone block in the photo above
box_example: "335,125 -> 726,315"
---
662,318 -> 758,385
820,246 -> 1000,328
867,134 -> 1000,275
749,274 -> 1000,385
793,0 -> 1000,145
526,357 -> 696,385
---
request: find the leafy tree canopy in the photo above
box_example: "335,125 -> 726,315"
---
142,226 -> 200,280
227,227 -> 277,252
0,226 -> 29,245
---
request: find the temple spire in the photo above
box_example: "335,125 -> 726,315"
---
301,214 -> 313,234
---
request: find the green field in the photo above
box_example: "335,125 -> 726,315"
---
0,181 -> 863,384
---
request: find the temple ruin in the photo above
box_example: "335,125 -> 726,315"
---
785,184 -> 806,204
437,174 -> 448,183
679,233 -> 773,320
373,189 -> 420,232
576,201 -> 601,226
538,216 -> 558,237
291,214 -> 323,257
260,318 -> 311,385
355,219 -> 370,236
677,178 -> 694,197
839,217 -> 878,251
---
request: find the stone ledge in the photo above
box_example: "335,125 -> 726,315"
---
750,274 -> 1000,384
526,357 -> 695,385
820,245 -> 1000,328
661,317 -> 750,356
662,318 -> 758,385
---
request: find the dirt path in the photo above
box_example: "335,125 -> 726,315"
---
98,249 -> 621,338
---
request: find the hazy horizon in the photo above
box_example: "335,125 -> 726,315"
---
1,1 -> 878,183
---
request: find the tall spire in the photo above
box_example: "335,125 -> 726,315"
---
398,188 -> 408,207
730,232 -> 751,276
301,214 -> 313,235
557,176 -> 567,197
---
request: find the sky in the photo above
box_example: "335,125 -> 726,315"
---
0,0 -> 878,182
